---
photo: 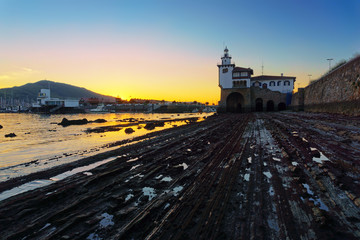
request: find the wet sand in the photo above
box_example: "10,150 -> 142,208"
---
0,113 -> 360,239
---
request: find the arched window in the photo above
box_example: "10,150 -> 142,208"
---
277,81 -> 281,86
269,81 -> 275,86
284,81 -> 290,86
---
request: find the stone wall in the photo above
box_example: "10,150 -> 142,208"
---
218,86 -> 288,112
291,55 -> 360,115
305,55 -> 360,104
251,87 -> 287,111
218,88 -> 252,112
291,88 -> 304,111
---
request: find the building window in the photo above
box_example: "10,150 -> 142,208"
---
233,80 -> 247,88
269,81 -> 275,86
241,72 -> 248,77
284,81 -> 290,86
277,81 -> 281,86
233,72 -> 240,77
222,68 -> 228,73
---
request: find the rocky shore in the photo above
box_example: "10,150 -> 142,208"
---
0,112 -> 360,239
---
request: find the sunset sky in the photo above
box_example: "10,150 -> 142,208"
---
0,0 -> 359,103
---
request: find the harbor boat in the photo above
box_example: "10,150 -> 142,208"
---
90,104 -> 108,113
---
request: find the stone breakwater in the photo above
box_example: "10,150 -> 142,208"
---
0,112 -> 360,239
292,55 -> 360,115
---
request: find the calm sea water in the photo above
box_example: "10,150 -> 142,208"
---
0,112 -> 211,182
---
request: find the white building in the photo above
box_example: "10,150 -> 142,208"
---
32,89 -> 79,108
251,75 -> 295,93
218,47 -> 295,93
218,47 -> 296,112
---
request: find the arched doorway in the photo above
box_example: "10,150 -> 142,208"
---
267,100 -> 274,111
255,98 -> 263,112
278,102 -> 286,111
226,92 -> 244,113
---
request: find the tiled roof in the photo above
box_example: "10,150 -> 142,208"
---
251,75 -> 296,81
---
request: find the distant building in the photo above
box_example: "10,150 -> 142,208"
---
33,89 -> 79,108
218,47 -> 295,112
31,89 -> 80,113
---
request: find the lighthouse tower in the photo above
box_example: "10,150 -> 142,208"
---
218,47 -> 235,89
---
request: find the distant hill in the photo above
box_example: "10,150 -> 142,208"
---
0,80 -> 114,101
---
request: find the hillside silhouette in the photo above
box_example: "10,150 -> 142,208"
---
0,80 -> 113,101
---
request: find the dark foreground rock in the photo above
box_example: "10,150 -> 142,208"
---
4,133 -> 16,138
0,112 -> 360,240
58,118 -> 89,127
124,128 -> 135,134
92,118 -> 107,123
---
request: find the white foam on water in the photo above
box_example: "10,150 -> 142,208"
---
125,193 -> 134,201
0,156 -> 118,202
310,197 -> 329,211
99,213 -> 114,228
87,233 -> 102,240
50,156 -> 118,181
39,223 -> 51,231
269,186 -> 275,196
155,174 -> 163,179
142,187 -> 156,201
130,164 -> 142,171
263,171 -> 272,179
244,173 -> 250,181
175,163 -> 188,170
173,186 -> 183,196
302,183 -> 314,195
161,176 -> 172,182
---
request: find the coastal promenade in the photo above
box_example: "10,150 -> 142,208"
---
1,112 -> 360,239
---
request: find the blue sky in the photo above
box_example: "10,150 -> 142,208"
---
0,0 -> 359,101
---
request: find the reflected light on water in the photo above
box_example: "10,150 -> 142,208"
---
0,112 -> 212,181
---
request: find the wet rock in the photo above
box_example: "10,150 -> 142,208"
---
354,198 -> 360,207
92,119 -> 107,123
311,150 -> 321,158
346,191 -> 356,201
119,118 -> 137,122
144,123 -> 156,130
144,121 -> 165,130
86,126 -> 122,133
125,128 -> 135,134
5,133 -> 16,138
58,118 -> 88,127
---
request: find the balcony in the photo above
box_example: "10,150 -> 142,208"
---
217,61 -> 235,66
